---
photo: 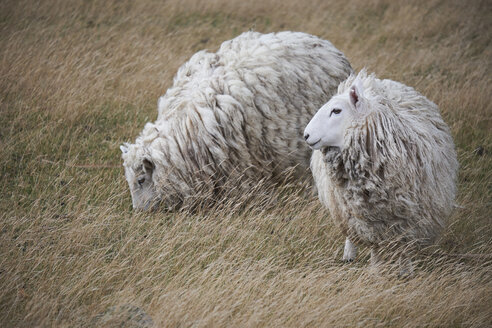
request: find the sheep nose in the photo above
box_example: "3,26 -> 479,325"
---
304,133 -> 310,140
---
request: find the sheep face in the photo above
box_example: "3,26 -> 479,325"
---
120,145 -> 157,211
304,82 -> 364,151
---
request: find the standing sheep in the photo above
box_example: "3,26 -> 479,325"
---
304,70 -> 458,274
121,31 -> 353,210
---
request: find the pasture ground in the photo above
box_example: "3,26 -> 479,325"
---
1,0 -> 491,326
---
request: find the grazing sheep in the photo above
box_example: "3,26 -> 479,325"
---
304,70 -> 458,274
121,31 -> 353,210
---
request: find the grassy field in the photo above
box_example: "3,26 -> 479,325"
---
1,0 -> 491,326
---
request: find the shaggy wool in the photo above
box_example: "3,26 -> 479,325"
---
121,31 -> 353,209
310,71 -> 459,251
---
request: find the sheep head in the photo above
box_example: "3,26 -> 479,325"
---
304,78 -> 366,151
120,143 -> 157,211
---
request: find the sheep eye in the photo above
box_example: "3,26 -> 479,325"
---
137,177 -> 145,186
330,108 -> 342,116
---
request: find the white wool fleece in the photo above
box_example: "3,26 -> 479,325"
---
121,31 -> 353,210
308,70 -> 458,255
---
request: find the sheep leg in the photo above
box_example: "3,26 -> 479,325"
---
342,237 -> 357,262
370,248 -> 380,266
398,254 -> 414,278
367,247 -> 382,274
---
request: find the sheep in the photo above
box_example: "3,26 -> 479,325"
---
120,31 -> 353,210
304,70 -> 458,274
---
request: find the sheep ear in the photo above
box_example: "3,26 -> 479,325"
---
142,158 -> 155,174
349,79 -> 365,109
120,144 -> 129,154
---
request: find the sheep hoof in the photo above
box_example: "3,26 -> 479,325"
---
342,238 -> 357,262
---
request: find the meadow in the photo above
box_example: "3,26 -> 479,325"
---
1,0 -> 491,326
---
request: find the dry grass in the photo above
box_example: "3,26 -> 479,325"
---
1,0 -> 491,327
